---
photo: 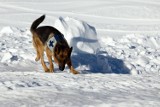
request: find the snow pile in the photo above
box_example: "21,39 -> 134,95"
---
102,34 -> 160,74
54,17 -> 113,73
54,17 -> 99,54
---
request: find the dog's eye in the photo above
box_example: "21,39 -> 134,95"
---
55,55 -> 61,62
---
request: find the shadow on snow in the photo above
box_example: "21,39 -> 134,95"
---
70,37 -> 130,74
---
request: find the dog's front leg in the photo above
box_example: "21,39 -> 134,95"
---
67,59 -> 79,74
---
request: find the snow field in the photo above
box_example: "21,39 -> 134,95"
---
0,0 -> 160,107
0,17 -> 159,107
0,72 -> 160,107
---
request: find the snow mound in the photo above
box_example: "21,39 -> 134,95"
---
54,17 -> 99,54
53,17 -> 113,73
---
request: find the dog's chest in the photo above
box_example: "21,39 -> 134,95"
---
47,37 -> 57,52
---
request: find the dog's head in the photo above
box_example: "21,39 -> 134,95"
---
54,44 -> 73,71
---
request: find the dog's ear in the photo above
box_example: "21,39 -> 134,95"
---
68,47 -> 73,57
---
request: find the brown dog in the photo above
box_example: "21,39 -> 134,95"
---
30,15 -> 78,74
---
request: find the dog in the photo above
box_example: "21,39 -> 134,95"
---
30,14 -> 78,74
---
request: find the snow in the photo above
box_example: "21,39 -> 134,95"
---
54,17 -> 99,54
0,0 -> 160,107
0,73 -> 160,107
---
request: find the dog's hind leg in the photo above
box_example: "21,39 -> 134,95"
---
67,59 -> 79,74
46,47 -> 54,72
35,47 -> 40,62
35,38 -> 49,72
32,35 -> 40,61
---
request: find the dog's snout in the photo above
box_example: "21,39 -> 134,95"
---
59,66 -> 65,71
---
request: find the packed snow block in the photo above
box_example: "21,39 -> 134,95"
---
54,17 -> 130,73
54,17 -> 99,54
54,17 -> 112,73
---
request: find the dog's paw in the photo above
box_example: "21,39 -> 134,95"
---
71,70 -> 79,74
44,68 -> 54,73
35,57 -> 40,61
49,69 -> 54,73
44,68 -> 50,73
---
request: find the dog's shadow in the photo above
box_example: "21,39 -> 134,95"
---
70,37 -> 130,74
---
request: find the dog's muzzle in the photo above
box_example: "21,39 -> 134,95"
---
59,66 -> 65,71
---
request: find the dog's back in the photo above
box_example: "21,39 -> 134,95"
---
30,15 -> 65,45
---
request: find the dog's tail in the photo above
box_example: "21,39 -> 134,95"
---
30,14 -> 45,33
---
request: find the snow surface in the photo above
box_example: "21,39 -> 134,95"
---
0,0 -> 160,107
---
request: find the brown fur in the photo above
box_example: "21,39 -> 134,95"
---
30,15 -> 78,74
